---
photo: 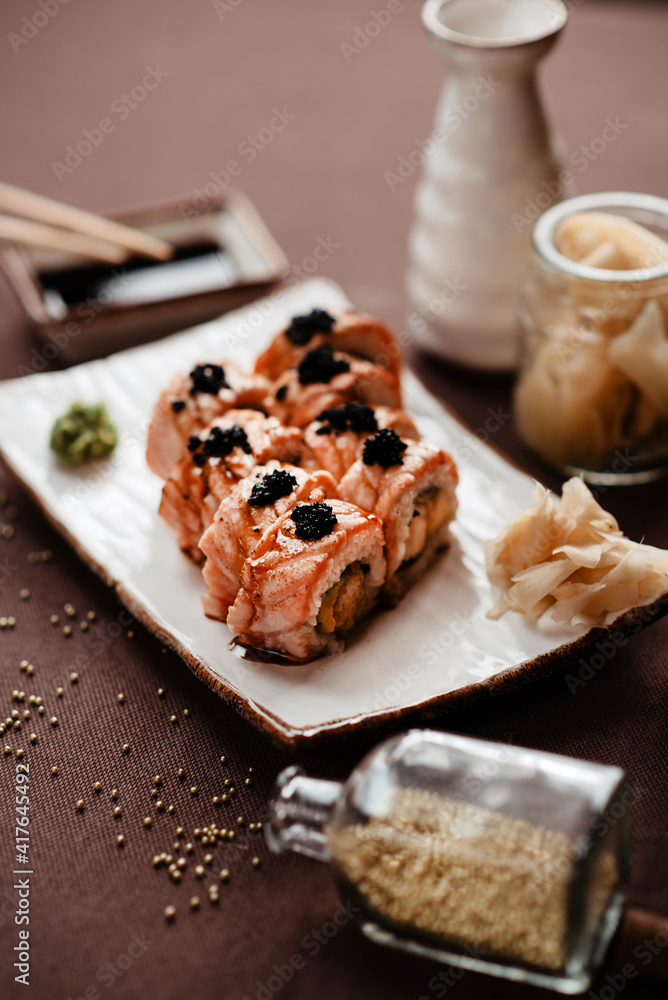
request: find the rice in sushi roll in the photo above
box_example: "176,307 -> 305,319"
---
199,462 -> 338,621
159,410 -> 304,562
147,360 -> 271,478
338,429 -> 458,604
226,498 -> 386,662
255,308 -> 401,380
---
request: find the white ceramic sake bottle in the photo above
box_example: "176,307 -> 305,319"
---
407,0 -> 570,370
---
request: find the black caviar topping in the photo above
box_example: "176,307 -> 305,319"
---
297,345 -> 350,386
362,428 -> 407,469
171,399 -> 186,413
193,453 -> 206,467
275,384 -> 288,403
315,401 -> 379,436
247,469 -> 298,508
187,434 -> 202,453
202,424 -> 252,459
291,502 -> 338,540
189,363 -> 229,396
285,309 -> 336,346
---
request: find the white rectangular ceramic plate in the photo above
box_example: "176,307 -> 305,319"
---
0,278 -> 664,747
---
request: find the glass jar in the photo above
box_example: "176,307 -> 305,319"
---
515,192 -> 668,483
267,730 -> 629,994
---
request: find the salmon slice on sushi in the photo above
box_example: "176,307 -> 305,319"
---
337,429 -> 458,604
302,401 -> 419,482
159,410 -> 305,563
147,360 -> 271,479
226,499 -> 386,662
255,308 -> 401,381
199,462 -> 338,622
269,344 -> 402,427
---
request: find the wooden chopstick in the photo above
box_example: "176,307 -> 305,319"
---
0,181 -> 174,262
0,214 -> 129,264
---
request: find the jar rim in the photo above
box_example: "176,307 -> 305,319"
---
533,191 -> 668,283
422,0 -> 568,50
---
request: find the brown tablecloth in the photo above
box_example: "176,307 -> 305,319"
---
1,1 -> 667,997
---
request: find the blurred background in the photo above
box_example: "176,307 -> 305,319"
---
0,0 -> 666,343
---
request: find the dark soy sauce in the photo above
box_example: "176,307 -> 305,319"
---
39,241 -> 240,312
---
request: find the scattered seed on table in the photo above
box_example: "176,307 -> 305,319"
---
93,781 -> 102,792
151,789 -> 158,799
64,604 -> 76,618
111,789 -> 119,799
229,788 -> 236,796
37,706 -> 45,715
220,756 -> 227,764
117,835 -> 125,847
20,589 -> 29,600
143,817 -> 152,828
29,733 -> 37,744
50,717 -> 58,727
117,693 -> 125,704
50,615 -> 59,626
177,858 -> 186,870
170,715 -> 178,725
212,796 -> 220,806
56,687 -> 64,698
227,831 -> 236,842
208,887 -> 219,905
63,627 -> 72,638
13,721 -> 21,730
245,778 -> 252,787
167,805 -> 175,815
194,829 -> 201,839
122,744 -> 130,754
51,766 -> 58,775
153,775 -> 162,785
185,843 -> 193,854
156,801 -> 164,812
157,688 -> 165,698
251,857 -> 261,868
4,746 -> 11,756
170,870 -> 182,882
16,749 -> 24,759
114,807 -> 122,818
223,778 -> 230,787
190,897 -> 200,910
80,622 -> 89,632
195,865 -> 205,878
26,665 -> 34,676
76,800 -> 85,811
69,672 -> 78,683
221,794 -> 228,803
183,709 -> 190,718
126,631 -> 134,639
175,827 -> 184,837
164,906 -> 176,922
19,660 -> 28,671
219,869 -> 230,882
204,854 -> 213,866
190,787 -> 198,796
237,816 -> 244,826
177,768 -> 185,779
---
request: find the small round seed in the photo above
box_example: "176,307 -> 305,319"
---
16,749 -> 24,759
20,589 -> 29,600
76,799 -> 85,811
190,896 -> 200,910
157,688 -> 165,697
29,733 -> 37,744
57,687 -> 64,697
219,869 -> 230,882
69,672 -> 78,683
170,715 -> 177,725
122,744 -> 130,754
117,693 -> 125,704
117,835 -> 125,847
251,857 -> 261,868
50,716 -> 58,727
51,765 -> 58,775
194,865 -> 205,878
93,781 -> 102,792
50,615 -> 60,625
153,775 -> 162,785
63,626 -> 73,638
190,787 -> 198,796
164,906 -> 176,921
114,806 -> 122,817
111,789 -> 119,799
87,611 -> 96,622
143,817 -> 152,827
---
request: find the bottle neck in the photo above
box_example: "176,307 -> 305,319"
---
266,766 -> 341,862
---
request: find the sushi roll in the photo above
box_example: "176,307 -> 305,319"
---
147,360 -> 271,478
269,344 -> 402,427
337,429 -> 458,604
226,498 -> 386,662
255,308 -> 401,380
199,462 -> 338,621
159,410 -> 305,562
302,402 -> 419,482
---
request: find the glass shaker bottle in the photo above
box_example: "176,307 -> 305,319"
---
267,730 -> 629,994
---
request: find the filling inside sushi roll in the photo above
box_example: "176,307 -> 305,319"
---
317,561 -> 375,634
402,485 -> 456,569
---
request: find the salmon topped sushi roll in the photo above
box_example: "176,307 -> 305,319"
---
255,308 -> 401,381
159,410 -> 304,563
269,345 -> 402,428
147,359 -> 271,478
199,462 -> 338,621
338,429 -> 458,604
302,402 -> 419,482
226,499 -> 386,662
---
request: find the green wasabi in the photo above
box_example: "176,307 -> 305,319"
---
50,402 -> 118,465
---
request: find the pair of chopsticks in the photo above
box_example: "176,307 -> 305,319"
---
0,181 -> 174,264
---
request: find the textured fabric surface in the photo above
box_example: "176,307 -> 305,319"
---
0,1 -> 667,998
